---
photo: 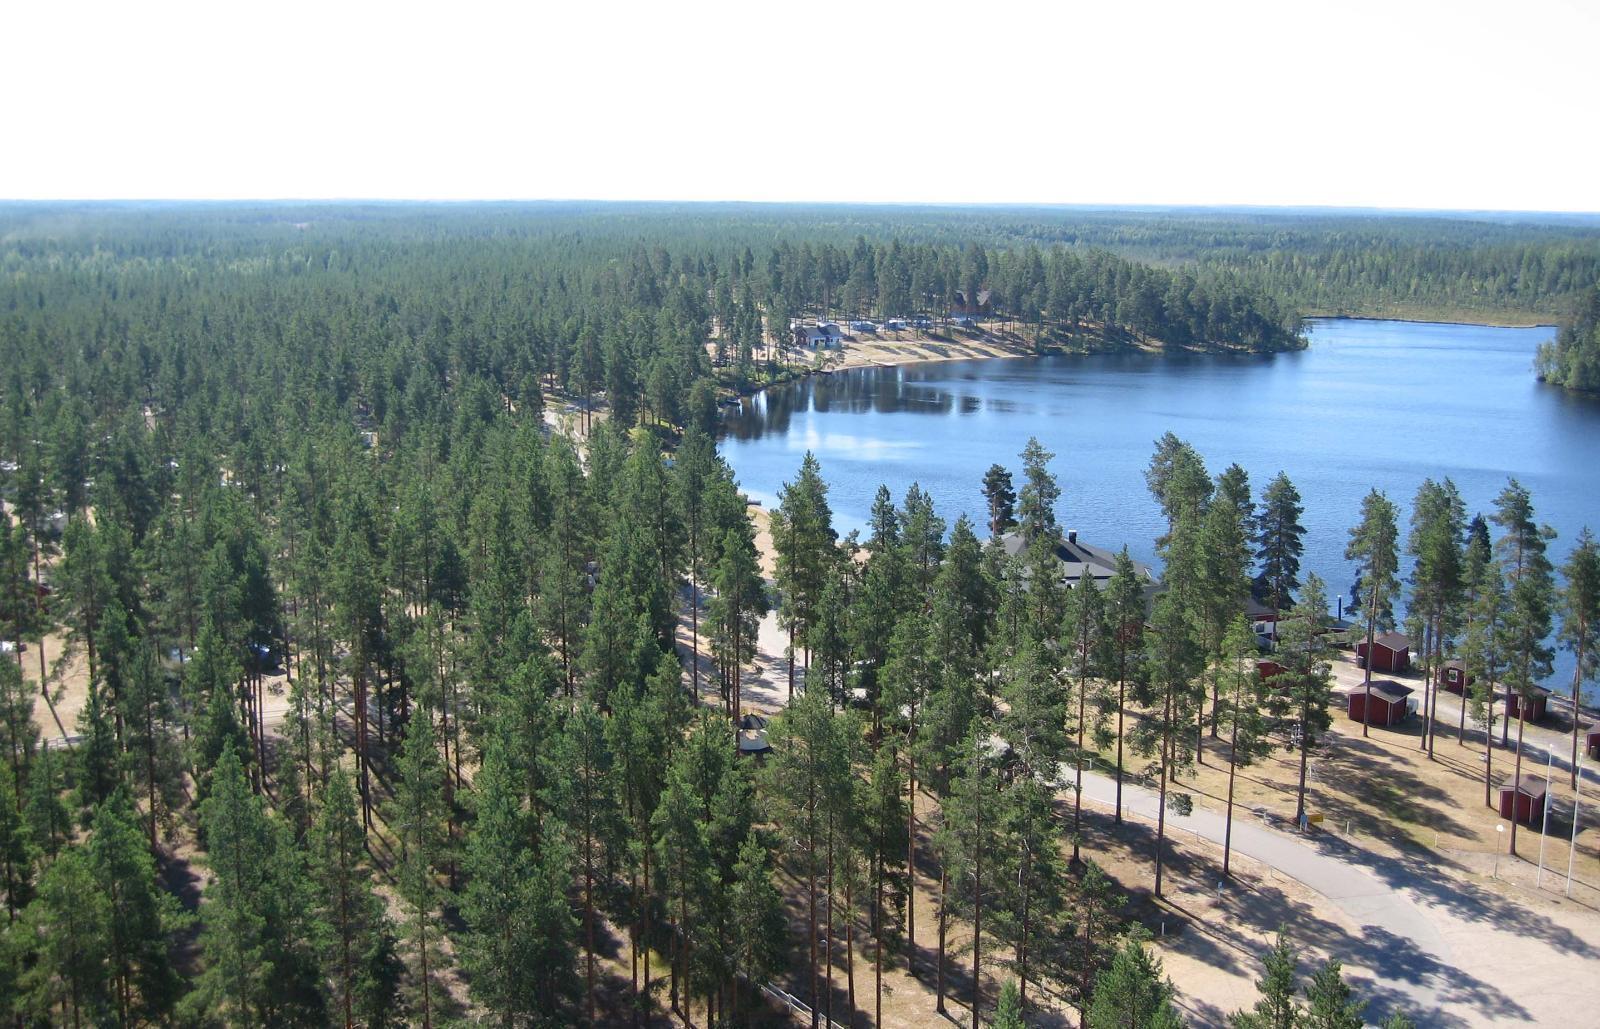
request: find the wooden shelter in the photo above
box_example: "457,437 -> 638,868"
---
1505,686 -> 1551,722
1438,659 -> 1473,694
1498,775 -> 1548,826
1346,680 -> 1414,727
1355,632 -> 1411,673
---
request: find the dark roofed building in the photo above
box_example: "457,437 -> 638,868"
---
998,529 -> 1159,601
1356,632 -> 1411,673
1346,679 -> 1414,727
1505,685 -> 1551,722
1439,659 -> 1473,694
1498,775 -> 1548,825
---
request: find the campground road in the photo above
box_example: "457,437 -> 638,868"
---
1075,767 -> 1600,1027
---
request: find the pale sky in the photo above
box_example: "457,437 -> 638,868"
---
5,0 -> 1598,211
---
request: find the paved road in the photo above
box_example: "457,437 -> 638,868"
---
1074,767 -> 1599,1027
1076,768 -> 1449,1020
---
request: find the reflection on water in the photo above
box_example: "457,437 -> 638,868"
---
721,319 -> 1600,699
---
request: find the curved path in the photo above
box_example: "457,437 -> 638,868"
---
1076,768 -> 1599,1027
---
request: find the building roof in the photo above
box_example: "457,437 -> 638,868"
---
1442,659 -> 1467,671
998,529 -> 1158,589
1501,775 -> 1548,801
1369,632 -> 1411,652
1359,680 -> 1414,704
1513,685 -> 1553,700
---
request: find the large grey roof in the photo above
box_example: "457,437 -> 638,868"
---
998,529 -> 1158,588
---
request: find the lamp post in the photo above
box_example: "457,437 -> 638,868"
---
1494,823 -> 1505,879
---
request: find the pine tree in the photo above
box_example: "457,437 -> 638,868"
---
1135,581 -> 1203,898
1406,479 -> 1466,756
1017,437 -> 1061,541
122,641 -> 180,850
1221,616 -> 1271,879
1087,936 -> 1184,1029
391,709 -> 453,1029
1558,528 -> 1600,787
1063,567 -> 1105,863
1346,489 -> 1400,740
1272,576 -> 1336,828
24,745 -> 70,860
0,658 -> 36,791
1147,433 -> 1211,545
555,700 -> 623,1025
1491,479 -> 1556,855
1303,959 -> 1364,1029
87,789 -> 181,1025
982,464 -> 1017,538
22,845 -> 110,1025
1102,549 -> 1148,824
187,742 -> 325,1025
772,452 -> 836,697
0,769 -> 30,921
936,729 -> 1000,1029
1228,930 -> 1300,1029
993,978 -> 1026,1029
310,768 -> 401,1029
1254,472 -> 1306,615
1464,559 -> 1509,806
708,525 -> 767,722
728,833 -> 786,1020
763,689 -> 847,1025
1067,860 -> 1125,1021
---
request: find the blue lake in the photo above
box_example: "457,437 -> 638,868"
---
720,319 -> 1600,700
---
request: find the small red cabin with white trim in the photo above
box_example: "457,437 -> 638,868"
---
1498,775 -> 1547,825
1346,680 -> 1414,727
1256,660 -> 1287,686
1356,632 -> 1411,673
1586,725 -> 1600,760
1438,659 -> 1473,695
1505,686 -> 1550,722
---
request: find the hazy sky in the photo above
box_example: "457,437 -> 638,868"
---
6,0 -> 1598,211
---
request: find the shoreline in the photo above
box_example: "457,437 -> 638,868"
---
1306,313 -> 1558,330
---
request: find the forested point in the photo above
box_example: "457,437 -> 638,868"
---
0,203 -> 1595,1027
1535,286 -> 1600,392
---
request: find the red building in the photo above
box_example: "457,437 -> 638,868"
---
1498,775 -> 1548,826
1505,686 -> 1551,722
1356,632 -> 1411,673
1347,680 -> 1414,727
1257,660 -> 1287,686
1586,725 -> 1600,760
1438,659 -> 1473,695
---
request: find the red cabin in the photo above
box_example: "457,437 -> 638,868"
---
1356,632 -> 1411,673
1347,680 -> 1414,727
1438,659 -> 1473,695
1256,660 -> 1287,686
1505,686 -> 1550,722
1498,775 -> 1548,826
1586,725 -> 1600,760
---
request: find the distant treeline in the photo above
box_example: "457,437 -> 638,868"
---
0,205 -> 1303,457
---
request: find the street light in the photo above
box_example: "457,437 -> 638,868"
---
1494,823 -> 1505,879
1538,747 -> 1555,889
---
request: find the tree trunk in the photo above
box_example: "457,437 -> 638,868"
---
1115,676 -> 1126,823
1155,689 -> 1172,898
1573,633 -> 1586,789
935,866 -> 948,1014
1224,671 -> 1245,877
1510,708 -> 1527,855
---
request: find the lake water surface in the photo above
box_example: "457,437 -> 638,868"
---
721,319 -> 1600,699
